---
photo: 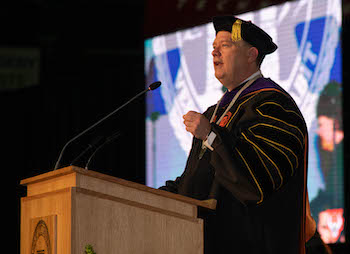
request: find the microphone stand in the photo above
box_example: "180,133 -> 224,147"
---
85,131 -> 121,170
53,82 -> 161,170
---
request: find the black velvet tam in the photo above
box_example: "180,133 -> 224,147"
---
213,15 -> 278,55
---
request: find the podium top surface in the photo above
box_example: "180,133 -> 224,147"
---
21,166 -> 216,210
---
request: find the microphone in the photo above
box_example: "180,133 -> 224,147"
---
53,81 -> 162,170
149,81 -> 161,91
84,131 -> 121,170
69,136 -> 104,166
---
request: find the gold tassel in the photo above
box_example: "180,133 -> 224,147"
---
231,19 -> 242,42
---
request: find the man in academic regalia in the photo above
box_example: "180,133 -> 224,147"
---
160,16 -> 310,254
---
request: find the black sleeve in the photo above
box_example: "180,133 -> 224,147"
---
158,107 -> 217,194
158,177 -> 182,193
209,92 -> 307,205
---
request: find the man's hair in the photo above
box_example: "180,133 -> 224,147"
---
317,81 -> 342,130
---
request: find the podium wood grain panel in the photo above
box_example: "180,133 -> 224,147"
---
71,187 -> 203,253
21,188 -> 72,254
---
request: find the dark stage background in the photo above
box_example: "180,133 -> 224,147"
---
4,0 -> 348,253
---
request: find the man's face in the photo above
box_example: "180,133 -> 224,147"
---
317,115 -> 339,151
212,31 -> 251,90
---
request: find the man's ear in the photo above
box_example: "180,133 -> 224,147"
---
247,47 -> 259,64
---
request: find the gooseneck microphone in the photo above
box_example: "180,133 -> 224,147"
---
148,81 -> 161,91
53,81 -> 162,170
69,136 -> 104,166
84,131 -> 122,170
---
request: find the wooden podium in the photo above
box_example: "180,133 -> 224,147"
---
20,166 -> 216,254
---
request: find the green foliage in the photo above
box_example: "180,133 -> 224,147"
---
150,111 -> 160,122
85,244 -> 96,254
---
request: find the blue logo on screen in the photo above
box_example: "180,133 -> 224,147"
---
146,48 -> 181,118
295,16 -> 342,92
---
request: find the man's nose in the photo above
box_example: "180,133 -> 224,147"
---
212,47 -> 220,57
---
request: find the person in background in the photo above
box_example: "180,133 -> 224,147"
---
310,81 -> 344,244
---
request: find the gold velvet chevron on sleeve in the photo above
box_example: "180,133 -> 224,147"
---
233,95 -> 306,205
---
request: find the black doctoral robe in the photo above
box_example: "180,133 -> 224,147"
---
160,77 -> 308,254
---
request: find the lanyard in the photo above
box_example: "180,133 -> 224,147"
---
199,72 -> 262,159
210,73 -> 262,125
